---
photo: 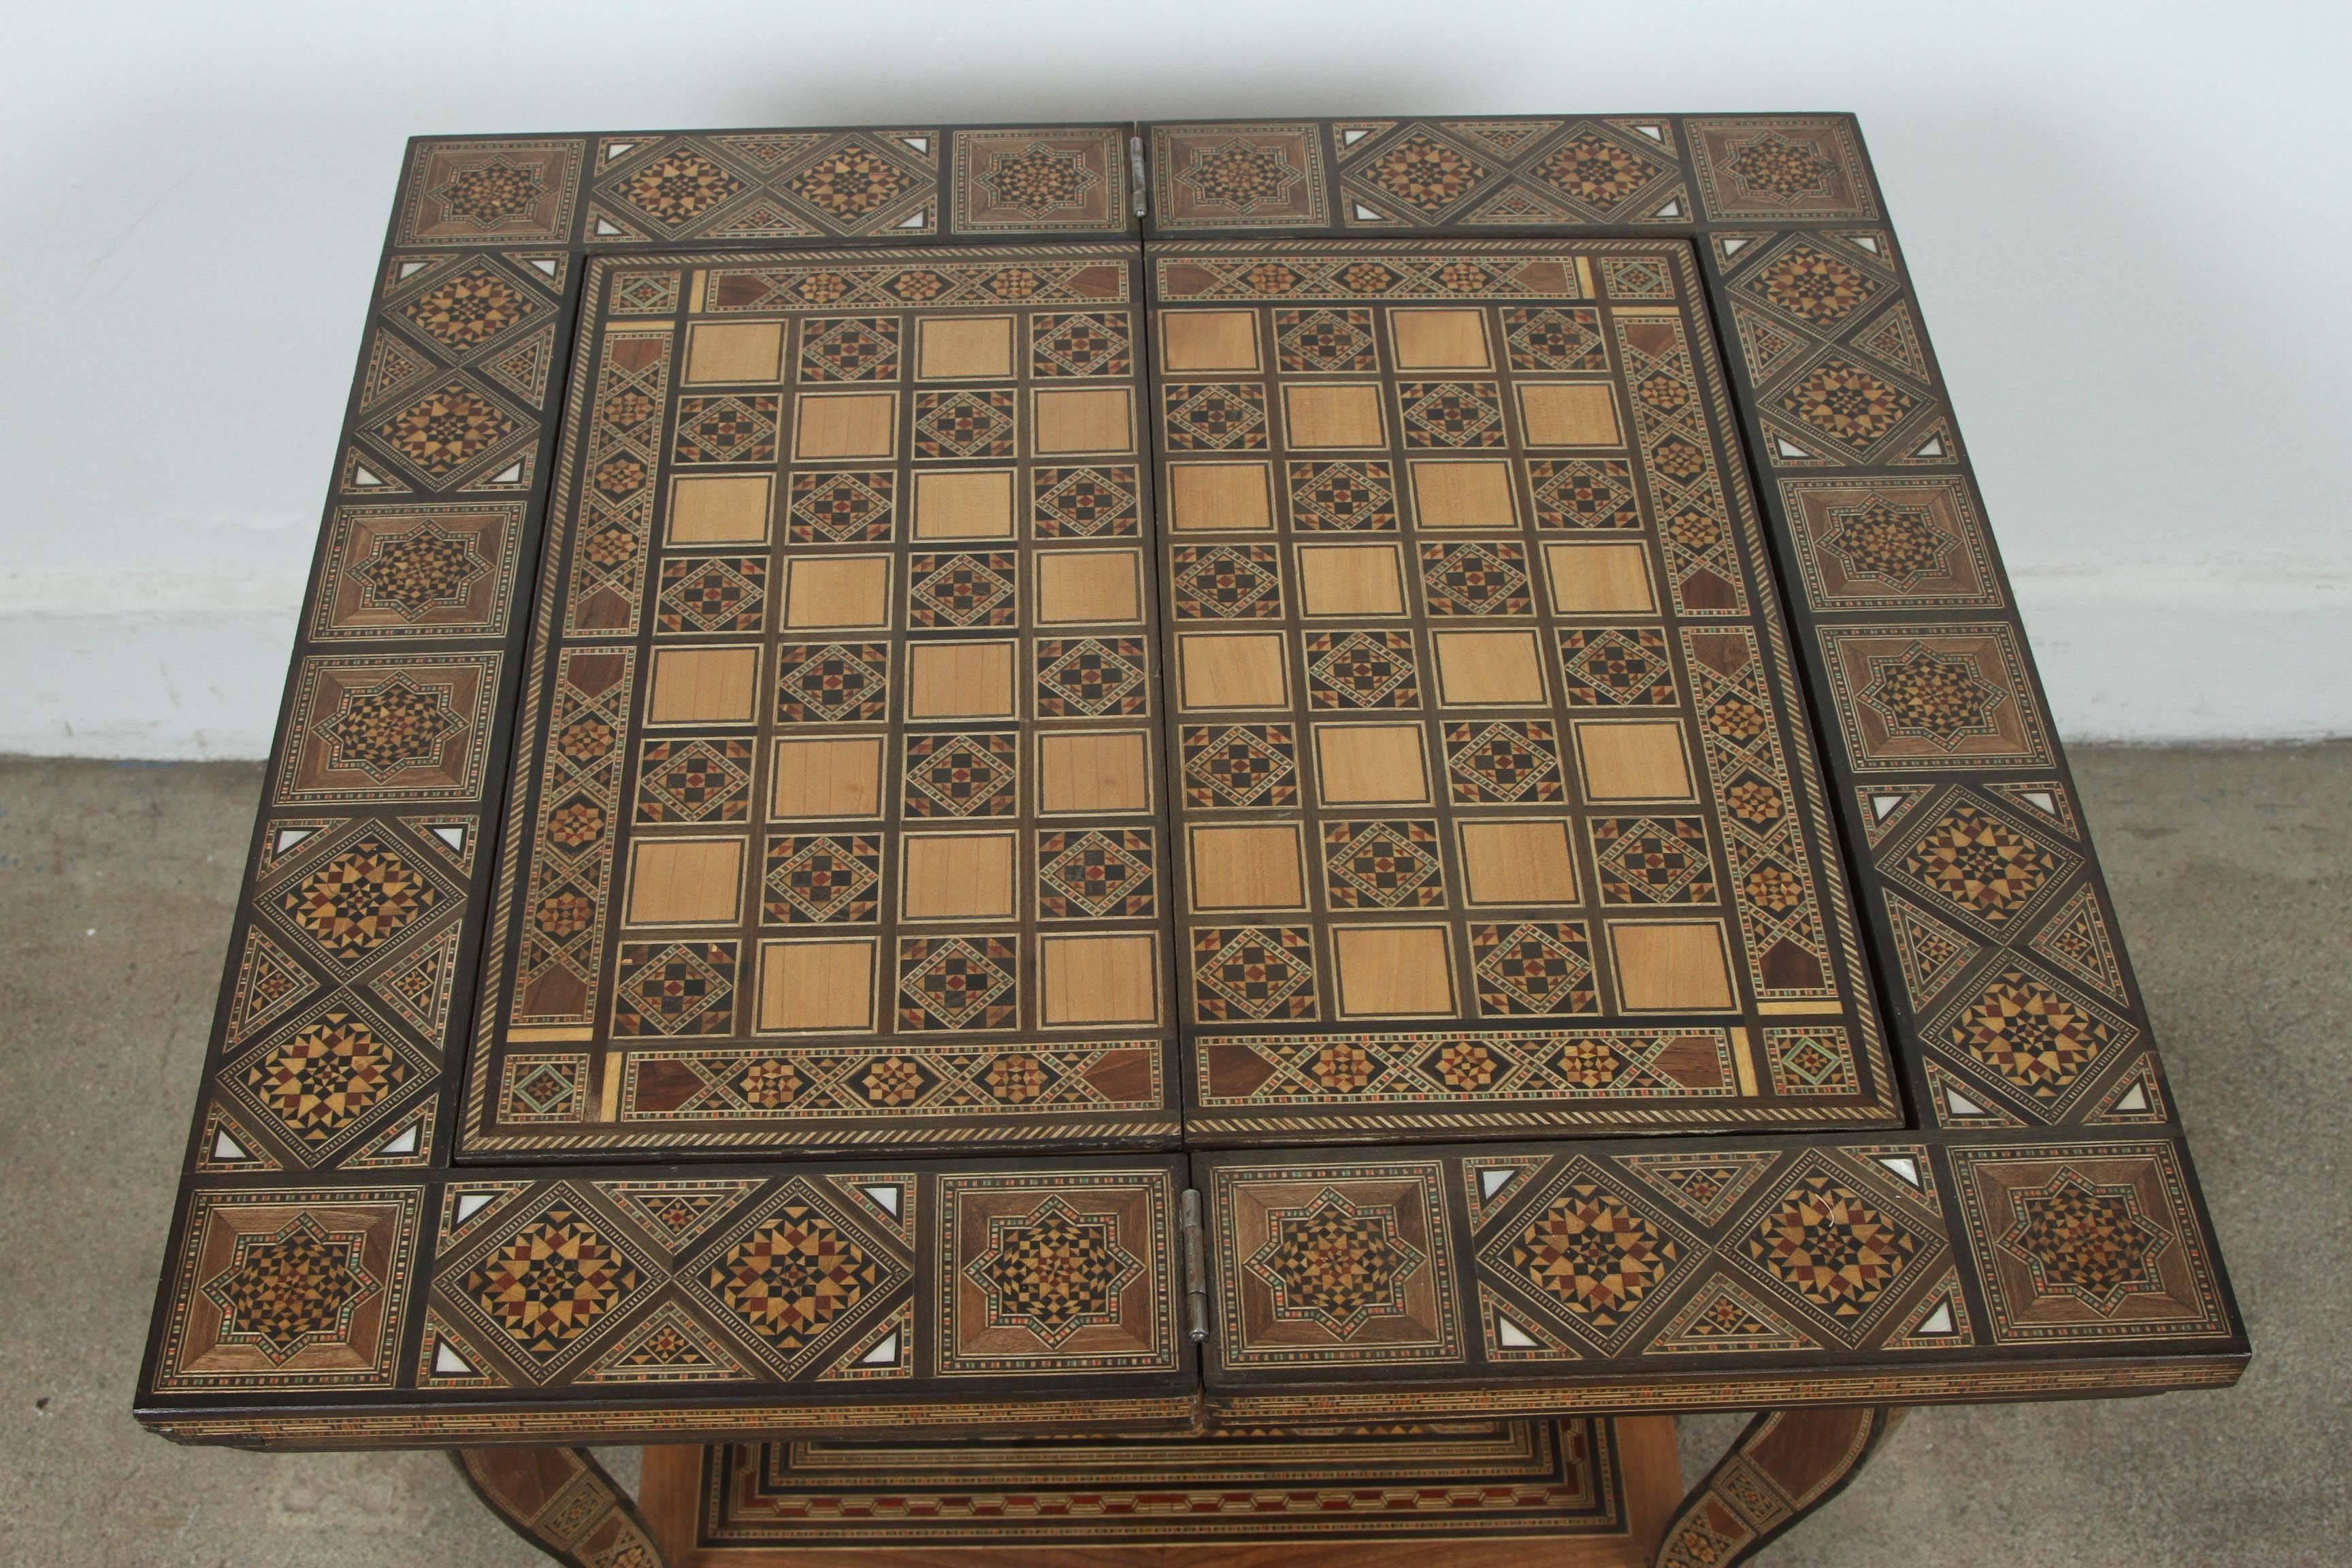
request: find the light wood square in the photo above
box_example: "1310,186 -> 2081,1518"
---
683,321 -> 784,384
1518,382 -> 1622,446
667,474 -> 774,544
1177,632 -> 1289,710
1390,308 -> 1492,370
917,316 -> 1014,380
1188,823 -> 1307,911
1313,723 -> 1431,805
906,641 -> 1016,719
794,392 -> 898,459
782,555 -> 891,628
901,833 -> 1017,920
647,646 -> 760,724
1034,387 -> 1135,455
1407,459 -> 1518,531
1334,926 -> 1456,1017
1296,543 -> 1406,617
1433,630 -> 1548,706
1040,934 -> 1160,1026
1038,730 -> 1151,815
625,837 -> 745,925
770,736 -> 885,819
757,938 -> 877,1032
1162,310 -> 1261,373
1544,541 -> 1658,614
1573,719 -> 1695,802
1036,549 -> 1143,625
913,470 -> 1016,539
1459,819 -> 1578,906
1610,920 -> 1736,1011
1169,462 -> 1275,533
1284,384 -> 1388,448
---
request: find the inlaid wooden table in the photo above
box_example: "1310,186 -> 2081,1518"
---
139,116 -> 2245,1567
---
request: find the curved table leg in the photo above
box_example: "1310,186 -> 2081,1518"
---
452,1446 -> 670,1568
1654,1405 -> 1902,1568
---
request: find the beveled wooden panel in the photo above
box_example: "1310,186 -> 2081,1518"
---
1152,240 -> 1895,1142
465,247 -> 1178,1154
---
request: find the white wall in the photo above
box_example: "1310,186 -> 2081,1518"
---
3,0 -> 2345,756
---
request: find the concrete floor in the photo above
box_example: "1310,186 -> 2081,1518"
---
0,747 -> 2342,1567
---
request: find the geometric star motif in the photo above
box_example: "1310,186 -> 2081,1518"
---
968,1194 -> 1141,1346
431,157 -> 549,228
1746,1173 -> 1919,1318
1821,496 -> 1951,589
708,1203 -> 879,1352
1778,359 -> 1916,451
466,1207 -> 643,1359
377,382 -> 516,478
1901,804 -> 2059,924
786,146 -> 910,218
1535,131 -> 1663,208
1860,642 -> 2004,749
1509,1181 -> 1679,1334
978,142 -> 1098,217
1720,131 -> 1838,206
1247,1188 -> 1420,1337
619,151 -> 742,227
246,1011 -> 409,1143
1362,132 -> 1488,216
1949,970 -> 2112,1099
281,842 -> 438,957
401,266 -> 533,351
201,1213 -> 374,1364
322,676 -> 459,780
348,524 -> 487,619
1997,1169 -> 2170,1314
1748,244 -> 1878,326
1178,138 -> 1304,214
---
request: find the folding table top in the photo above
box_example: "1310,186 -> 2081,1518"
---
138,118 -> 2242,1448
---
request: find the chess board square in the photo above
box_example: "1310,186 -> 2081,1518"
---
1459,819 -> 1579,906
1295,543 -> 1407,618
1390,308 -> 1494,371
917,316 -> 1014,380
756,938 -> 877,1032
625,837 -> 746,926
1035,549 -> 1143,625
647,646 -> 760,724
1544,541 -> 1658,615
782,556 -> 892,629
794,392 -> 899,459
1432,630 -> 1548,706
900,832 -> 1017,921
1333,925 -> 1456,1017
1312,722 -> 1431,806
667,474 -> 774,544
1177,632 -> 1290,710
1573,719 -> 1695,802
1034,387 -> 1136,455
1168,462 -> 1275,533
1283,384 -> 1387,448
912,470 -> 1016,539
906,641 -> 1017,720
1039,934 -> 1160,1026
1037,730 -> 1152,815
683,321 -> 784,384
1607,919 -> 1736,1011
1188,823 -> 1307,911
1407,459 -> 1518,531
1162,310 -> 1262,373
1518,382 -> 1622,447
770,736 -> 885,820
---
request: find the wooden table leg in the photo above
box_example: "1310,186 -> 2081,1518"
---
452,1446 -> 670,1568
1652,1406 -> 1902,1568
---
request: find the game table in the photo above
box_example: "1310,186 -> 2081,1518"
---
137,116 -> 2244,1567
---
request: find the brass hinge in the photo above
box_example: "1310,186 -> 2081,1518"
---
1129,135 -> 1149,220
1179,1187 -> 1209,1342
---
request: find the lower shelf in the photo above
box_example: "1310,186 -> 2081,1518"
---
640,1414 -> 1678,1565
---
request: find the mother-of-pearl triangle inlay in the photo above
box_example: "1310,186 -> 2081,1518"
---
212,1127 -> 247,1160
860,1330 -> 901,1365
1875,1154 -> 1921,1188
1493,1313 -> 1539,1349
433,1340 -> 474,1375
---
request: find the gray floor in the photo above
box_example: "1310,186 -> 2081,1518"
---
0,746 -> 2342,1567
